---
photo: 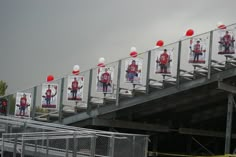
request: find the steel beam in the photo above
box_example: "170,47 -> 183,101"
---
91,118 -> 169,132
179,128 -> 236,139
218,81 -> 236,94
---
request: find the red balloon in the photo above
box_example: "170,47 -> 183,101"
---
185,29 -> 194,36
218,24 -> 226,29
130,51 -> 138,58
97,63 -> 105,67
47,75 -> 54,82
72,70 -> 80,75
156,40 -> 164,47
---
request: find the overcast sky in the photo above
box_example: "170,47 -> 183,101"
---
0,0 -> 235,94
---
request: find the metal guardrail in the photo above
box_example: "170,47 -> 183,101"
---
0,115 -> 148,157
1,131 -> 148,157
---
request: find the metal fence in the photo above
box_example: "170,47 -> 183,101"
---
0,115 -> 148,157
1,131 -> 148,157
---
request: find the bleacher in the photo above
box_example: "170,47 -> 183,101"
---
1,23 -> 236,156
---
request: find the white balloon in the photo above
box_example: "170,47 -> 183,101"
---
98,57 -> 105,63
73,65 -> 80,71
130,46 -> 137,52
217,21 -> 223,27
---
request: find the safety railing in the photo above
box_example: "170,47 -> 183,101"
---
1,130 -> 148,157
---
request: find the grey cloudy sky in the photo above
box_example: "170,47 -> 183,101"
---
0,0 -> 235,94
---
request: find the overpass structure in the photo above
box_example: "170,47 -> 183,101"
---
1,23 -> 236,156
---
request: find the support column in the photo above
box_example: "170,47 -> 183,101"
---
207,31 -> 213,79
87,69 -> 93,113
186,135 -> 192,154
32,86 -> 37,120
73,132 -> 78,157
90,134 -> 96,157
6,95 -> 11,116
21,135 -> 25,157
146,50 -> 151,94
109,134 -> 115,157
176,41 -> 182,88
224,93 -> 234,154
152,135 -> 158,156
116,60 -> 121,106
59,78 -> 65,123
1,135 -> 4,157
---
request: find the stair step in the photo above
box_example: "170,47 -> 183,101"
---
35,117 -> 48,122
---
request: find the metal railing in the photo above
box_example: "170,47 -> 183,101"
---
1,131 -> 148,157
0,115 -> 148,157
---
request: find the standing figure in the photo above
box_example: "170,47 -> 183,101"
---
157,49 -> 170,73
41,84 -> 57,108
0,99 -> 7,115
193,40 -> 202,63
126,60 -> 138,83
100,68 -> 111,93
67,76 -> 83,101
71,77 -> 79,100
19,93 -> 28,116
222,31 -> 232,53
45,85 -> 52,105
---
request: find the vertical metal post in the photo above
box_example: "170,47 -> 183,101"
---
144,136 -> 149,157
116,60 -> 122,106
9,124 -> 12,133
34,139 -> 38,157
186,135 -> 192,154
109,134 -> 115,157
90,134 -> 96,157
225,93 -> 234,154
59,78 -> 65,123
176,40 -> 182,88
73,132 -> 78,157
41,130 -> 45,157
65,138 -> 69,157
1,135 -> 4,157
145,50 -> 151,94
207,31 -> 213,79
46,134 -> 49,157
132,136 -> 136,157
5,123 -> 11,133
13,135 -> 17,157
87,69 -> 93,113
6,95 -> 11,116
5,123 -> 8,133
32,86 -> 37,120
152,135 -> 158,154
21,135 -> 25,157
23,122 -> 27,132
